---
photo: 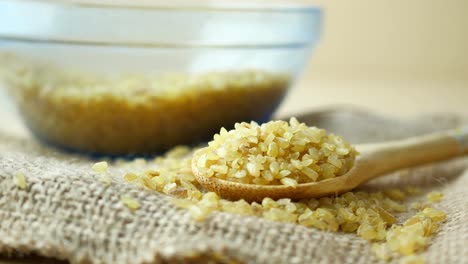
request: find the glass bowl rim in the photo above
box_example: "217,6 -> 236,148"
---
37,0 -> 321,12
1,0 -> 322,48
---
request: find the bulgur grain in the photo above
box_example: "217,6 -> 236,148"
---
92,161 -> 108,174
123,172 -> 139,182
15,172 -> 28,189
121,195 -> 140,210
426,191 -> 443,203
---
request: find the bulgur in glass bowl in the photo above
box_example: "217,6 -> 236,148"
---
0,0 -> 321,155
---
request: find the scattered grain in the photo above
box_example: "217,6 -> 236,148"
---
114,129 -> 445,263
121,195 -> 140,210
15,173 -> 28,189
426,191 -> 443,203
92,161 -> 108,174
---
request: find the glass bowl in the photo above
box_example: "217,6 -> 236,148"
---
0,0 -> 321,155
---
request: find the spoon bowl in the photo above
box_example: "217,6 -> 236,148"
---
193,127 -> 468,201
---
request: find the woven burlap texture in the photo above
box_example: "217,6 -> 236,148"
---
0,109 -> 467,264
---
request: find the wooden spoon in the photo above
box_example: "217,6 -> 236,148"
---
193,127 -> 468,202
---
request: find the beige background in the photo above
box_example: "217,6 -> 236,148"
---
278,0 -> 467,118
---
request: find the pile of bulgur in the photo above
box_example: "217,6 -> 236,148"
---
194,118 -> 357,186
90,119 -> 448,264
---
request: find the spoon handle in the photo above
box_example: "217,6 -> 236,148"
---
359,126 -> 468,179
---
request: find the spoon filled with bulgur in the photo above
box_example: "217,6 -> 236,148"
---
192,118 -> 468,201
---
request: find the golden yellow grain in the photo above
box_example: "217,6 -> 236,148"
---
15,172 -> 28,189
426,191 -> 444,203
121,195 -> 140,210
421,207 -> 447,222
123,172 -> 139,182
384,189 -> 406,201
92,161 -> 108,174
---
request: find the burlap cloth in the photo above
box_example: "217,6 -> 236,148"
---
0,108 -> 467,264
